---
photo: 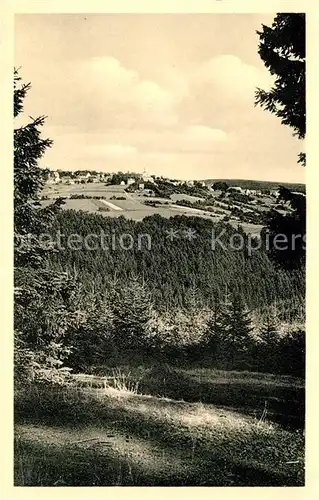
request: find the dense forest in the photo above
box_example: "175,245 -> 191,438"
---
15,208 -> 297,377
14,11 -> 306,386
46,210 -> 304,319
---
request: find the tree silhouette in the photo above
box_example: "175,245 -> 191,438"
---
255,13 -> 305,165
112,278 -> 154,352
256,14 -> 306,269
14,70 -> 77,383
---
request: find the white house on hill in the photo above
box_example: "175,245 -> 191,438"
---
47,171 -> 60,184
229,186 -> 243,193
75,172 -> 91,183
142,170 -> 155,183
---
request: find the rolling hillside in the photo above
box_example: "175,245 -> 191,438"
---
201,179 -> 305,193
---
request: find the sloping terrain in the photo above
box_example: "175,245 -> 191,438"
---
15,369 -> 304,486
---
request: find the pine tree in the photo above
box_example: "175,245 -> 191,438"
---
14,70 -> 64,267
111,278 -> 154,352
256,14 -> 306,270
255,13 -> 305,164
67,290 -> 114,370
14,70 -> 77,383
260,316 -> 280,347
205,291 -> 234,366
222,294 -> 253,368
207,297 -> 226,344
258,315 -> 280,372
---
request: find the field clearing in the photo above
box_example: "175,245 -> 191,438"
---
229,221 -> 264,235
42,182 -> 125,198
57,198 -> 100,213
98,199 -> 123,211
170,193 -> 205,203
41,182 -> 264,234
15,366 -> 304,486
108,197 -> 148,211
99,206 -> 224,222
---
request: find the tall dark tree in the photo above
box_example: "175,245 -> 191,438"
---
14,70 -> 77,383
256,14 -> 306,269
262,188 -> 306,269
260,316 -> 280,347
206,295 -> 227,355
205,293 -> 253,369
111,279 -> 154,352
224,294 -> 253,367
255,13 -> 305,165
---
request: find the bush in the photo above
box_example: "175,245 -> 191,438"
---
278,330 -> 305,377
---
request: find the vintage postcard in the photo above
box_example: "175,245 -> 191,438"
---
1,0 -> 317,498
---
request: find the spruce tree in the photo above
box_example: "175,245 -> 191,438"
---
206,295 -> 228,363
260,316 -> 280,347
14,70 -> 65,267
222,294 -> 253,368
111,279 -> 154,353
14,70 -> 77,383
256,14 -> 306,270
255,13 -> 305,163
259,315 -> 280,372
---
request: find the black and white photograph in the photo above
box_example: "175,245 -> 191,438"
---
13,11 -> 306,487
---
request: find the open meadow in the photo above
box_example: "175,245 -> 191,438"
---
41,181 -> 265,233
15,366 -> 304,487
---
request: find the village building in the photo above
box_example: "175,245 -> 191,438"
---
63,177 -> 75,185
75,172 -> 92,183
46,171 -> 60,184
142,172 -> 155,184
229,186 -> 243,193
96,173 -> 107,182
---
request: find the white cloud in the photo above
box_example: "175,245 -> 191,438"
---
78,56 -> 178,127
86,143 -> 138,158
193,54 -> 274,100
185,125 -> 227,143
15,14 -> 304,184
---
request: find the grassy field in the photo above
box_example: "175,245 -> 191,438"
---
170,193 -> 205,203
41,182 -> 265,233
14,366 -> 304,486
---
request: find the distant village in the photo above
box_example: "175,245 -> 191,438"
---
46,169 -> 203,188
45,169 -> 281,198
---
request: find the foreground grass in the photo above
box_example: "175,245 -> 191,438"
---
15,373 -> 304,486
75,365 -> 305,429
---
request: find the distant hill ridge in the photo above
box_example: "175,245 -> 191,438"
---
201,179 -> 305,193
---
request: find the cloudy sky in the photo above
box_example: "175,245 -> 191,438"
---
15,14 -> 305,183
